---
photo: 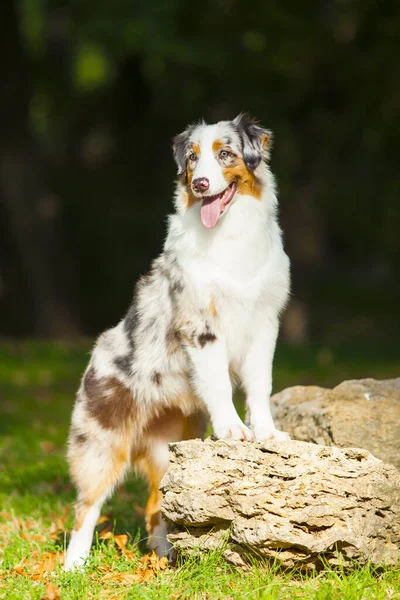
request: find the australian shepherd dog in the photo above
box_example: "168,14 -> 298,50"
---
64,114 -> 291,569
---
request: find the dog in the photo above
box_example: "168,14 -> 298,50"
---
64,113 -> 291,570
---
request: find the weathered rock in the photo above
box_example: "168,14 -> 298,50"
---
271,378 -> 400,470
161,439 -> 400,570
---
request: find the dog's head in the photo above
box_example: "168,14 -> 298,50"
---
173,114 -> 272,228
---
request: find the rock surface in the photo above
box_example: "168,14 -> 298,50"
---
161,439 -> 400,570
271,378 -> 400,470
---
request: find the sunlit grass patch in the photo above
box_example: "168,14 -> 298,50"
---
0,341 -> 399,598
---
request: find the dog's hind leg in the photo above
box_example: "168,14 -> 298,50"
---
65,370 -> 136,570
65,427 -> 132,570
135,407 -> 208,558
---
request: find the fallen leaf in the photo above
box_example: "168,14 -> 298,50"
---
20,532 -> 47,542
0,512 -> 12,519
41,582 -> 61,599
98,530 -> 113,541
101,572 -> 142,584
99,551 -> 168,584
114,534 -> 128,550
96,515 -> 111,525
98,531 -> 136,559
14,551 -> 64,581
49,507 -> 70,540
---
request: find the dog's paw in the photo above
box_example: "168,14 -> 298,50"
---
63,555 -> 85,572
252,426 -> 291,442
213,422 -> 254,441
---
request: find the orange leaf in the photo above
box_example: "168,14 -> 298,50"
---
96,515 -> 111,525
101,572 -> 142,584
0,512 -> 12,519
99,530 -> 113,540
41,582 -> 61,600
114,534 -> 128,551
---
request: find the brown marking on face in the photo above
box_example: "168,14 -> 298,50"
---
209,299 -> 217,318
223,157 -> 262,199
212,139 -> 224,153
192,143 -> 200,155
84,367 -> 136,430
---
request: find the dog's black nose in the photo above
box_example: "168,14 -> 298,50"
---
192,177 -> 210,193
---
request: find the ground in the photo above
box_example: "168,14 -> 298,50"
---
0,341 -> 399,599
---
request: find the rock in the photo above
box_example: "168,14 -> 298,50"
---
271,378 -> 400,470
161,439 -> 400,570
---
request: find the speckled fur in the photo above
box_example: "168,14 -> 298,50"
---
65,114 -> 291,570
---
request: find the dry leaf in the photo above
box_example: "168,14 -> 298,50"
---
98,531 -> 136,559
101,572 -> 142,584
99,551 -> 168,585
0,512 -> 12,519
40,441 -> 57,454
49,507 -> 69,540
99,530 -> 113,541
96,515 -> 111,525
20,532 -> 47,542
41,582 -> 61,599
14,551 -> 64,581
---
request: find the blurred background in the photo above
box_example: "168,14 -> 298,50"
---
0,2 -> 399,563
0,0 -> 399,345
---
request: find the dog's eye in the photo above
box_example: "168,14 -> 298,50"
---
188,153 -> 197,162
220,150 -> 232,159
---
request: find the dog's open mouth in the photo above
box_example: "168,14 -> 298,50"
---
200,181 -> 237,228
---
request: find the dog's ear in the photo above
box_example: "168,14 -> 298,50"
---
172,130 -> 190,175
233,113 -> 273,171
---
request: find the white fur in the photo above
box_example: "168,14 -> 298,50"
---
166,124 -> 290,439
64,498 -> 104,570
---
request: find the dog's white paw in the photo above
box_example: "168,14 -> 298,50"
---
63,555 -> 86,572
213,422 -> 254,441
253,426 -> 291,442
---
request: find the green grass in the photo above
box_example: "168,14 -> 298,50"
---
0,341 -> 399,599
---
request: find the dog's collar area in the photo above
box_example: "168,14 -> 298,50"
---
200,181 -> 237,228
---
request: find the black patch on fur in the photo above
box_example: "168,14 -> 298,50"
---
233,113 -> 272,171
172,123 -> 198,174
151,371 -> 162,385
170,279 -> 184,294
166,327 -> 181,353
143,316 -> 157,332
124,288 -> 141,351
172,130 -> 191,175
114,354 -> 132,376
83,366 -> 99,397
198,331 -> 217,347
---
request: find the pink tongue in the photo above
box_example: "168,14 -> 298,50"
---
200,195 -> 221,228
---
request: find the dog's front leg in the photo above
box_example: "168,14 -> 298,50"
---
187,340 -> 253,441
241,317 -> 290,441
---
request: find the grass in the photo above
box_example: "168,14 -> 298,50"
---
0,340 -> 399,599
